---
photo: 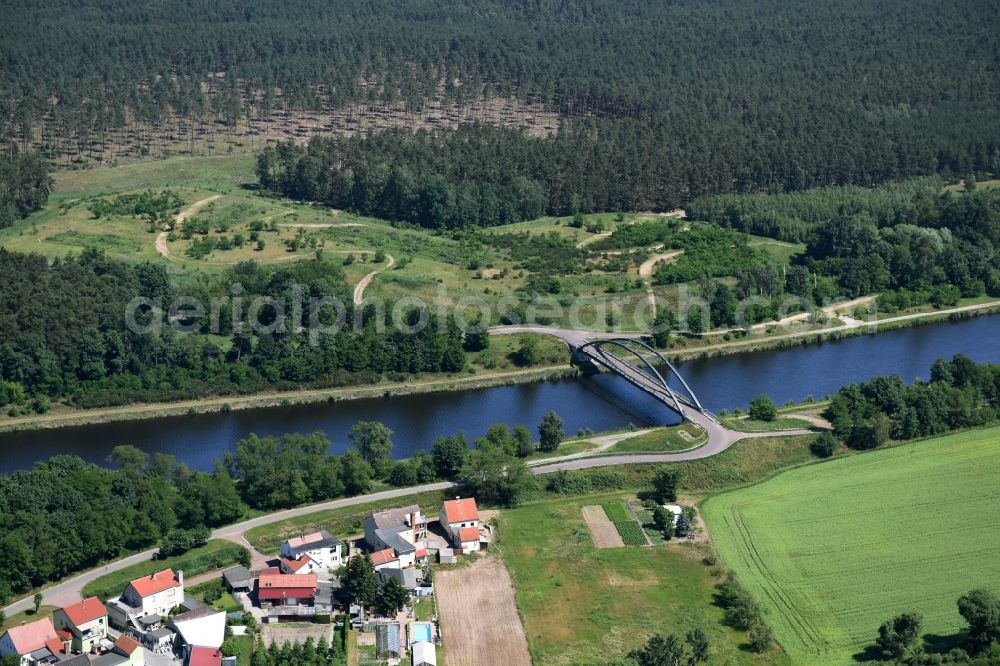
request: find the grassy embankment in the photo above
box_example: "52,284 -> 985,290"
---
702,426 -> 1000,665
606,422 -> 706,453
81,539 -> 246,601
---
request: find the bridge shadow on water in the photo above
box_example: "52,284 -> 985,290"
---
580,372 -> 684,428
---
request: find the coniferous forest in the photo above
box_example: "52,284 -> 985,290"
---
1,0 -> 998,200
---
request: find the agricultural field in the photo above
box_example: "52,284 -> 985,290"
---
500,493 -> 787,666
581,504 -> 624,548
702,427 -> 1000,665
435,555 -> 531,666
600,500 -> 648,546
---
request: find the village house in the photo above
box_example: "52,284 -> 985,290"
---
365,506 -> 426,551
257,568 -> 319,617
0,617 -> 65,666
52,596 -> 108,655
167,607 -> 226,657
279,530 -> 343,573
90,635 -> 145,666
439,498 -> 482,554
107,569 -> 184,631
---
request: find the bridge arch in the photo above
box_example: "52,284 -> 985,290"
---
574,337 -> 706,419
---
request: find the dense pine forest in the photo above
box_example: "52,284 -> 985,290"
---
2,0 -> 998,199
0,250 -> 466,412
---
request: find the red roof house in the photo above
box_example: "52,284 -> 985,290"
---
441,498 -> 479,524
0,617 -> 59,657
129,568 -> 180,597
369,547 -> 399,568
458,526 -> 480,543
115,634 -> 143,656
257,571 -> 318,604
61,596 -> 107,626
188,645 -> 223,666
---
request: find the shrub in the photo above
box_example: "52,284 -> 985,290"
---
748,624 -> 773,653
748,395 -> 778,421
810,432 -> 838,458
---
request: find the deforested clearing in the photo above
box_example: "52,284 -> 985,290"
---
703,427 -> 1000,665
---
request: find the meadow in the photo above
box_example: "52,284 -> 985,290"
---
702,427 -> 1000,664
0,154 -> 807,333
499,493 -> 788,666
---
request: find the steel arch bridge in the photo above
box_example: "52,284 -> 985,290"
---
573,337 -> 707,421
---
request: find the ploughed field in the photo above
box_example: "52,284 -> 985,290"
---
702,427 -> 1000,665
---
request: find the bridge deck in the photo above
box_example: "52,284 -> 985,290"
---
577,344 -> 714,424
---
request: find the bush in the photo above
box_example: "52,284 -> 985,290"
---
748,624 -> 773,653
748,395 -> 778,421
810,432 -> 838,458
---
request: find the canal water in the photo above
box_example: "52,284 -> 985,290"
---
1,315 -> 997,472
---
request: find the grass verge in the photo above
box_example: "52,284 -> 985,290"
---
82,540 -> 246,601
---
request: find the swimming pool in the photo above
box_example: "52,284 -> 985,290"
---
411,622 -> 433,643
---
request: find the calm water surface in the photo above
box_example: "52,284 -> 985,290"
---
0,315 -> 996,472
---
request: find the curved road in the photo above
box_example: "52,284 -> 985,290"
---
3,418 -> 815,616
3,324 -> 826,616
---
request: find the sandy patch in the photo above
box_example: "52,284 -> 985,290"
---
581,505 -> 625,549
435,556 -> 531,666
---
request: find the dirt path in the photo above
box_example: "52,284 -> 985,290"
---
352,253 -> 395,305
638,250 -> 683,278
436,556 -> 532,666
638,250 -> 683,317
278,222 -> 366,229
155,194 -> 223,260
576,230 -> 611,248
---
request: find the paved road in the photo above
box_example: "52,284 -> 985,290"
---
3,418 -> 814,616
489,325 -> 644,348
4,482 -> 456,616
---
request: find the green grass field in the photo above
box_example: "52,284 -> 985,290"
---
608,423 -> 706,453
499,494 -> 787,666
702,427 -> 1000,665
81,540 -> 246,601
720,416 -> 815,432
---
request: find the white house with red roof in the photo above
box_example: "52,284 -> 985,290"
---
53,596 -> 108,654
107,568 -> 184,631
279,530 -> 343,573
439,498 -> 482,554
0,617 -> 65,666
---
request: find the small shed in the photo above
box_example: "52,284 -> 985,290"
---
222,566 -> 253,594
662,504 -> 684,526
411,640 -> 437,666
437,548 -> 455,565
